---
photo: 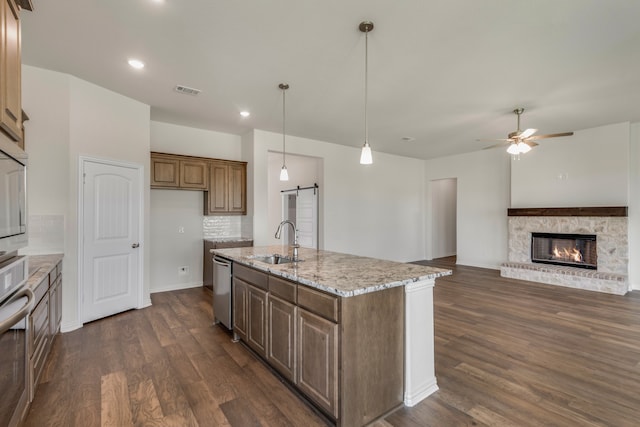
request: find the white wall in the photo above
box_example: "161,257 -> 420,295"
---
425,149 -> 510,269
431,178 -> 457,258
249,130 -> 425,263
149,121 -> 243,292
629,122 -> 640,290
22,65 -> 151,332
511,123 -> 630,207
150,190 -> 204,292
266,152 -> 321,247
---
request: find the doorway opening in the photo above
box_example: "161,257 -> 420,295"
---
430,178 -> 457,262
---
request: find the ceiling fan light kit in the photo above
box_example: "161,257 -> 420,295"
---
479,108 -> 574,158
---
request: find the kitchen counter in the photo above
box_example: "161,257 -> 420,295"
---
212,245 -> 451,297
27,254 -> 64,289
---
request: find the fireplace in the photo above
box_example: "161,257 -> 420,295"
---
531,232 -> 597,270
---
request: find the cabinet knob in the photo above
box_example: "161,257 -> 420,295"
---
131,243 -> 140,249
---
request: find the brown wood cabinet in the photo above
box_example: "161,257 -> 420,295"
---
297,308 -> 338,417
150,152 -> 247,215
29,260 -> 62,401
230,262 -> 404,426
232,277 -> 248,342
205,160 -> 247,215
268,294 -> 297,382
150,152 -> 208,190
247,285 -> 268,357
0,0 -> 23,143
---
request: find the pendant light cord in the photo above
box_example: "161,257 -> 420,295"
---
364,29 -> 369,145
282,87 -> 286,166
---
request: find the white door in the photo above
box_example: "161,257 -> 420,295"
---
282,187 -> 318,249
81,159 -> 142,324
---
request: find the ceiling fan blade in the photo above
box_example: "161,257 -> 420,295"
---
527,131 -> 574,141
518,128 -> 537,139
525,141 -> 539,148
482,141 -> 512,149
476,138 -> 513,142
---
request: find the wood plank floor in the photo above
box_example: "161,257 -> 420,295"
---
24,262 -> 640,426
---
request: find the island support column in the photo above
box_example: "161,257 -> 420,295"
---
404,278 -> 438,406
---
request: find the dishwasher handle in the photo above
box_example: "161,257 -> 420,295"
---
213,256 -> 231,267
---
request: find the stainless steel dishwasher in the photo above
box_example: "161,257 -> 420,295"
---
212,255 -> 232,329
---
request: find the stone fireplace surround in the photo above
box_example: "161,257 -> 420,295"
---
500,207 -> 629,295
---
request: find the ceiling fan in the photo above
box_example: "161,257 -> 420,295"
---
479,108 -> 574,155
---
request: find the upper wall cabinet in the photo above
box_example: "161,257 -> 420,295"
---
150,152 -> 208,190
150,152 -> 247,216
0,0 -> 25,144
205,160 -> 247,215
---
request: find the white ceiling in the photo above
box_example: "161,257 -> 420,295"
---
21,0 -> 640,160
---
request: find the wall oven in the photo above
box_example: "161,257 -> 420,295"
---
0,139 -> 27,264
0,256 -> 32,427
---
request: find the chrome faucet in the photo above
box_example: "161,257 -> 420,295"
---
275,220 -> 300,261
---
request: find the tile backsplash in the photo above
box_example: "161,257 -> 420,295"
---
203,216 -> 242,238
21,214 -> 65,255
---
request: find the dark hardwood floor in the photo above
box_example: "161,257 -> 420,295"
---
24,261 -> 640,426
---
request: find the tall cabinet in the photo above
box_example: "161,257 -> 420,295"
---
0,0 -> 30,145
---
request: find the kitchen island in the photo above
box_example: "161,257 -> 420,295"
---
212,245 -> 451,427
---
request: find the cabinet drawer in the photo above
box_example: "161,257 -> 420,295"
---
297,286 -> 339,323
269,275 -> 297,304
234,263 -> 268,290
32,276 -> 49,306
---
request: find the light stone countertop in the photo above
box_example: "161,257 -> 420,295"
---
204,237 -> 254,243
26,253 -> 64,289
212,245 -> 452,297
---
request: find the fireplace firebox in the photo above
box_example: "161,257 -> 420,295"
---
531,232 -> 597,270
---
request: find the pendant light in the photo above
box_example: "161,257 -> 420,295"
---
359,21 -> 374,165
279,83 -> 289,181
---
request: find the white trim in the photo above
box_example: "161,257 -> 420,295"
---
60,320 -> 83,333
77,156 -> 145,327
149,282 -> 203,294
404,278 -> 438,407
404,379 -> 439,407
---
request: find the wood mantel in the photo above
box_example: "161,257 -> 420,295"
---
507,207 -> 628,217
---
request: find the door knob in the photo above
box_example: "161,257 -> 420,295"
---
131,243 -> 140,248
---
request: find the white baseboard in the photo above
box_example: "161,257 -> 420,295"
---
150,281 -> 202,294
61,320 -> 83,333
404,379 -> 438,407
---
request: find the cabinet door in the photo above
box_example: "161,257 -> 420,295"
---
232,278 -> 248,342
297,309 -> 338,418
228,162 -> 246,214
267,295 -> 297,382
179,159 -> 208,189
150,155 -> 179,188
247,285 -> 268,357
0,0 -> 22,142
207,162 -> 229,213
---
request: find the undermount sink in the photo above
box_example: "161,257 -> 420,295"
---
249,254 -> 301,264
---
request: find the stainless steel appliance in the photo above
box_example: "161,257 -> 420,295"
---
0,139 -> 28,264
0,256 -> 33,427
212,255 -> 232,329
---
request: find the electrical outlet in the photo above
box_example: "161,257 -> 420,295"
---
178,266 -> 189,275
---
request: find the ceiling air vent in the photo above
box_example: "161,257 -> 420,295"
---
174,85 -> 201,96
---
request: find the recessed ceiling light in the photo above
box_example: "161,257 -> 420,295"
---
240,111 -> 250,118
128,59 -> 145,69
